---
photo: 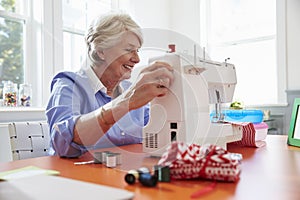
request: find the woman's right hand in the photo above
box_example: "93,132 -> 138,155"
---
125,61 -> 175,110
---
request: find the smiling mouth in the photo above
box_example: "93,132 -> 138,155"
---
122,64 -> 133,71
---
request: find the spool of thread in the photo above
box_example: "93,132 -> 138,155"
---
106,153 -> 117,168
93,152 -> 103,164
153,165 -> 170,182
124,170 -> 139,185
138,173 -> 158,187
137,167 -> 150,174
101,151 -> 111,164
114,153 -> 122,165
124,167 -> 158,187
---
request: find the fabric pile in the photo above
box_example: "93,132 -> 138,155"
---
158,142 -> 242,182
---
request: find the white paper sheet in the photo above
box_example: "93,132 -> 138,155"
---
0,175 -> 134,200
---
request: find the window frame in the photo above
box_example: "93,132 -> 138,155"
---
199,0 -> 287,106
0,9 -> 27,94
1,0 -> 117,109
0,0 -> 117,121
0,0 -> 63,108
61,0 -> 117,72
43,0 -> 119,106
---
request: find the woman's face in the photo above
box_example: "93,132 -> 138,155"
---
100,32 -> 141,87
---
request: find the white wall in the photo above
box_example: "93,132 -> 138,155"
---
286,0 -> 300,90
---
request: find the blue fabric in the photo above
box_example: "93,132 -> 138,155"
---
45,70 -> 149,157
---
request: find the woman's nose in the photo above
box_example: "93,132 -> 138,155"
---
131,51 -> 140,63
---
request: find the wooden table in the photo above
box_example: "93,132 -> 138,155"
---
1,135 -> 300,200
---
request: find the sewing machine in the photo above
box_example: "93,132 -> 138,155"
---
142,52 -> 242,156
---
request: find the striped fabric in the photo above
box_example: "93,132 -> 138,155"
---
229,122 -> 266,148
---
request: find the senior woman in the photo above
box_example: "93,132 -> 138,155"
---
45,12 -> 174,158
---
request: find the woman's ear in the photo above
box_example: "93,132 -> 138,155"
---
97,50 -> 105,60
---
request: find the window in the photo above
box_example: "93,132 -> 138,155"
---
0,0 -> 114,108
0,0 -> 27,102
201,0 -> 279,105
62,0 -> 113,71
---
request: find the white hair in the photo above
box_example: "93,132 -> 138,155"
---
85,12 -> 143,66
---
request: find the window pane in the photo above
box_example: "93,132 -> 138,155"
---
0,17 -> 24,85
63,0 -> 112,31
86,0 -> 112,25
211,39 -> 277,105
210,0 -> 276,43
62,0 -> 112,71
63,32 -> 86,71
0,0 -> 27,15
63,0 -> 87,30
207,0 -> 277,105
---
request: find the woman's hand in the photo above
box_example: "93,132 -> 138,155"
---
125,61 -> 175,110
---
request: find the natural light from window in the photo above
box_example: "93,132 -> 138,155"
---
62,0 -> 112,71
205,0 -> 277,106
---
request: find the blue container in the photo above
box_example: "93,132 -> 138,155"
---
210,109 -> 264,124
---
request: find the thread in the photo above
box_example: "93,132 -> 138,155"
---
106,153 -> 117,168
124,167 -> 158,187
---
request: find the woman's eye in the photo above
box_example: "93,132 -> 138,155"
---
124,48 -> 139,54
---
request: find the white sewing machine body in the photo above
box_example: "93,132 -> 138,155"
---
142,53 -> 242,156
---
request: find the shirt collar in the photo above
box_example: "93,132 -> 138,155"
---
84,66 -> 107,94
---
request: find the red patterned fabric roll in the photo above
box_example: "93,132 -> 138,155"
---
158,142 -> 242,182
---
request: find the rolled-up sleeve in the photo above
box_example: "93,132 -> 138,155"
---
46,72 -> 88,157
51,115 -> 86,157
